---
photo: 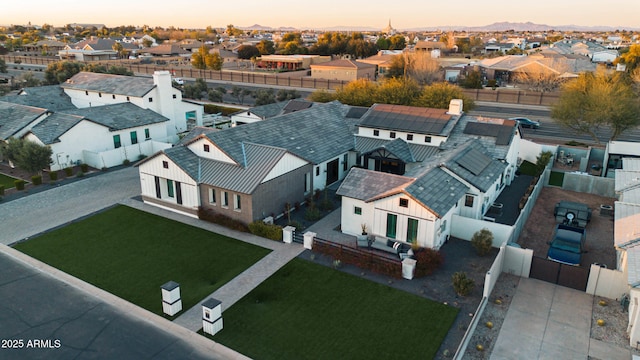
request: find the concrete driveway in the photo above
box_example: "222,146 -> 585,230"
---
491,277 -> 630,360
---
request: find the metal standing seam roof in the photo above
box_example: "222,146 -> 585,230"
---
60,102 -> 169,131
238,102 -> 286,119
0,101 -> 47,140
1,85 -> 76,111
28,113 -> 84,144
206,101 -> 354,166
463,121 -> 515,146
61,72 -> 156,98
359,103 -> 454,135
443,115 -> 516,160
163,142 -> 290,194
615,202 -> 640,249
615,170 -> 640,192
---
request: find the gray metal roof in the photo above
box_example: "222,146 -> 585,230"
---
444,140 -> 507,192
29,112 -> 84,144
359,103 -> 454,135
1,85 -> 75,111
243,102 -> 286,119
336,167 -> 414,202
282,99 -> 313,114
206,101 -> 353,166
443,115 -> 516,160
61,72 -> 155,97
405,167 -> 469,217
61,102 -> 169,131
355,136 -> 440,162
615,170 -> 640,192
463,121 -> 514,146
455,147 -> 492,176
163,142 -> 289,194
0,101 -> 47,140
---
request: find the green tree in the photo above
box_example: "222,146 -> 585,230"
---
255,89 -> 276,105
142,38 -> 153,48
206,52 -> 223,70
414,82 -> 475,111
207,89 -> 223,102
276,89 -> 301,101
237,45 -> 261,59
18,71 -> 41,87
44,61 -> 83,84
4,138 -> 52,175
551,70 -> 640,143
335,79 -> 378,107
388,34 -> 406,50
256,40 -> 275,55
112,41 -> 124,59
308,89 -> 337,103
617,44 -> 640,72
231,86 -> 251,104
460,70 -> 483,89
375,77 -> 422,105
191,45 -> 210,70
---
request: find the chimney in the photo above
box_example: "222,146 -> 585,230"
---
447,99 -> 463,116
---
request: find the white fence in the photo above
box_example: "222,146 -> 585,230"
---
586,264 -> 628,299
82,141 -> 171,169
561,172 -> 616,198
451,215 -> 513,246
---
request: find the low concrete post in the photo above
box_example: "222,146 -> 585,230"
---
303,231 -> 316,250
282,226 -> 295,244
161,281 -> 182,316
202,298 -> 223,336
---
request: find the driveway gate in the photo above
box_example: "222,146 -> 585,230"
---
529,256 -> 589,291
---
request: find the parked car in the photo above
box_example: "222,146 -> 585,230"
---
547,224 -> 587,266
173,77 -> 184,85
510,117 -> 540,129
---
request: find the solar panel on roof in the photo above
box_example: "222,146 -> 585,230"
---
455,148 -> 492,175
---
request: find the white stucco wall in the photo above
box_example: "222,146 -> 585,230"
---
357,126 -> 446,147
138,153 -> 199,210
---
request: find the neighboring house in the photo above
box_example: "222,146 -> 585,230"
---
414,41 -> 446,58
337,102 -> 520,249
257,55 -> 330,71
604,141 -> 640,178
359,52 -> 399,78
24,103 -> 170,170
310,59 -> 377,82
612,158 -> 640,346
61,71 -> 204,140
58,37 -> 138,61
477,54 -> 596,84
141,44 -> 191,57
137,101 -> 355,222
0,102 -> 49,143
1,85 -> 76,112
548,39 -> 619,63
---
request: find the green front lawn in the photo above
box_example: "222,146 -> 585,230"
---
0,172 -> 19,189
14,205 -> 271,316
212,258 -> 458,360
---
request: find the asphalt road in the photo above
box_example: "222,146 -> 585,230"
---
470,102 -> 640,145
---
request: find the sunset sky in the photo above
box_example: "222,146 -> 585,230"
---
3,0 -> 638,30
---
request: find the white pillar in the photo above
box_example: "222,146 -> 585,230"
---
303,231 -> 316,250
283,226 -> 295,244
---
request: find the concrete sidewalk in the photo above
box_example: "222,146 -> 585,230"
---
491,277 -> 630,360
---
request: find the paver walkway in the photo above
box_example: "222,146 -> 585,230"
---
491,277 -> 630,360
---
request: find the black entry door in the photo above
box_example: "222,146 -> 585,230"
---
326,159 -> 339,185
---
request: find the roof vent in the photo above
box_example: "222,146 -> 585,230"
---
447,99 -> 463,116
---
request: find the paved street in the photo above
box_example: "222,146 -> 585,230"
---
0,167 -> 141,245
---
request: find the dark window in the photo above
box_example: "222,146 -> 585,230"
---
373,130 -> 379,136
162,161 -> 169,169
145,128 -> 150,139
425,136 -> 432,143
407,134 -> 413,141
112,94 -> 116,99
98,93 -> 102,97
167,179 -> 174,198
154,176 -> 161,198
222,191 -> 228,207
209,188 -> 216,204
399,198 -> 409,207
113,135 -> 121,148
204,144 -> 210,152
343,154 -> 348,171
85,91 -> 88,96
407,218 -> 418,243
390,132 -> 396,139
130,131 -> 137,145
149,97 -> 153,102
386,213 -> 397,239
176,181 -> 182,204
316,167 -> 320,176
465,195 -> 474,207
234,194 -> 241,210
354,206 -> 362,215
126,96 -> 130,101
172,94 -> 177,99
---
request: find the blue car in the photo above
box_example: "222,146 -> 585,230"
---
510,117 -> 540,129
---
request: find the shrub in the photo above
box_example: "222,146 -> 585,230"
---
77,171 -> 84,177
304,203 -> 322,221
287,220 -> 304,231
64,167 -> 73,176
248,221 -> 283,241
535,150 -> 553,175
138,154 -> 147,161
80,163 -> 89,172
471,228 -> 494,256
0,184 -> 4,195
31,175 -> 42,185
197,207 -> 249,232
123,159 -> 131,166
452,271 -> 474,296
14,179 -> 26,190
414,248 -> 444,277
48,171 -> 58,181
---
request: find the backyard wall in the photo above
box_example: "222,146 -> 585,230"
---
484,243 -> 507,297
450,215 -> 513,247
82,141 -> 171,170
561,172 -> 616,198
502,245 -> 533,278
586,264 -> 628,299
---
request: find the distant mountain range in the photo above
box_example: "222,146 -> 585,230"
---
241,21 -> 638,32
